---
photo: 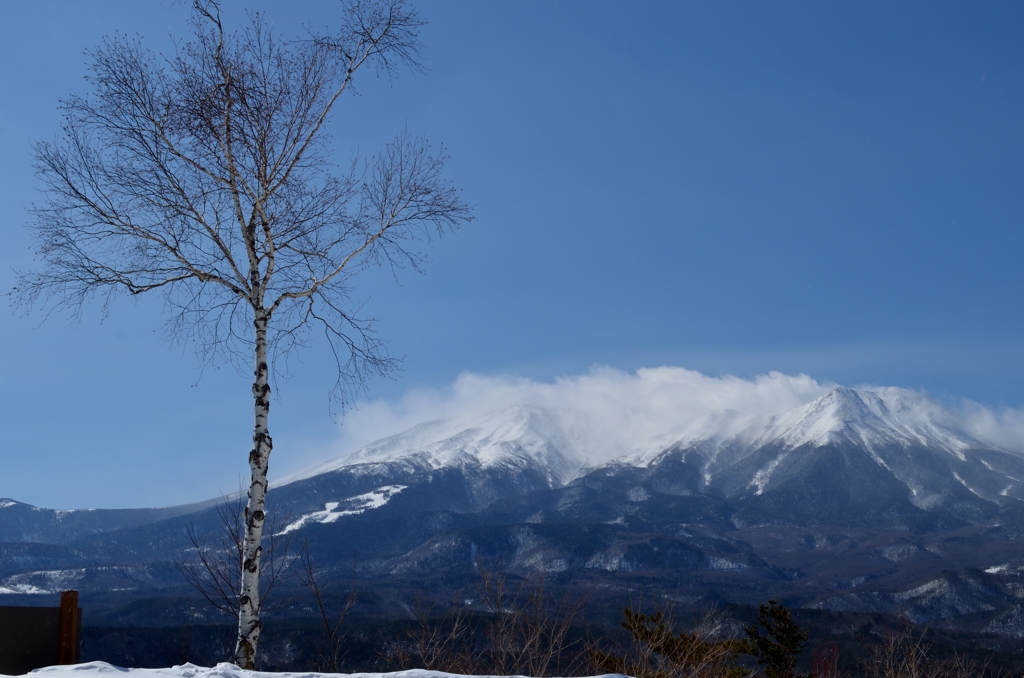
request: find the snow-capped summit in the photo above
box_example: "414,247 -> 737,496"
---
280,404 -> 589,488
693,386 -> 1024,519
266,383 -> 1024,532
733,386 -> 986,456
608,387 -> 991,474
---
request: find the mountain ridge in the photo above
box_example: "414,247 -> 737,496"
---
276,386 -> 1016,492
6,384 -> 1024,637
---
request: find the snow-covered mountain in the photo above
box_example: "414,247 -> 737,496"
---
282,387 -> 1022,501
734,386 -> 984,452
256,385 -> 1024,534
278,404 -> 590,489
9,385 -> 1019,546
7,383 -> 1024,635
614,386 -> 998,468
713,387 -> 1024,502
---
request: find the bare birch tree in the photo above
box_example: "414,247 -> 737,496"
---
11,0 -> 471,668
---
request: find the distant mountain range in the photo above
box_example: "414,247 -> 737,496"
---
4,386 -> 1024,637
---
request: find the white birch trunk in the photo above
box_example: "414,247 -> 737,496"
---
234,310 -> 271,668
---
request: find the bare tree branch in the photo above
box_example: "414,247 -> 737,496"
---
296,546 -> 359,672
176,493 -> 296,627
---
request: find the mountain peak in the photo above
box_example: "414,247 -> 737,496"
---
737,386 -> 982,455
276,403 -> 588,489
276,385 -> 1006,496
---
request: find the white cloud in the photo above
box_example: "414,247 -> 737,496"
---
275,366 -> 1024,482
960,402 -> 1024,454
281,366 -> 831,474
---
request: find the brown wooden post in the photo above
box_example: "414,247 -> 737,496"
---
57,590 -> 79,665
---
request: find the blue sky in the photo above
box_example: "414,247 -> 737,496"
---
2,1 -> 1022,508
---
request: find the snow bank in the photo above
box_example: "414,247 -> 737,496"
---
22,662 -> 626,678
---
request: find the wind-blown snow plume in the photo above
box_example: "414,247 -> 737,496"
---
274,366 -> 1024,484
960,403 -> 1024,454
277,367 -> 831,478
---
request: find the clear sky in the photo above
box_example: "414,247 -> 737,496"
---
2,1 -> 1022,508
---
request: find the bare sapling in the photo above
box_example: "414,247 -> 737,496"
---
389,595 -> 481,674
388,566 -> 590,676
296,546 -> 359,672
478,567 -> 588,677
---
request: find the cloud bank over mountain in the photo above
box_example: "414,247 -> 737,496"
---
960,402 -> 1024,455
277,367 -> 1024,482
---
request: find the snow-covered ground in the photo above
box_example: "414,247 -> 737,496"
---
20,663 -> 622,678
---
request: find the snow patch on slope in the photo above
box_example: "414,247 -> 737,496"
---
0,568 -> 87,595
279,485 -> 406,534
0,584 -> 50,595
